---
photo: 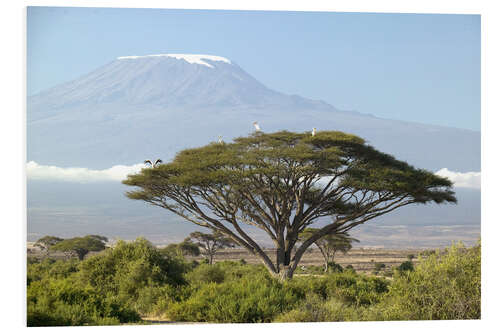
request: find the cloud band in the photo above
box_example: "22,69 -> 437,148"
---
26,161 -> 481,189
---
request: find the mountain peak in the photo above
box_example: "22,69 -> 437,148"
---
116,54 -> 231,68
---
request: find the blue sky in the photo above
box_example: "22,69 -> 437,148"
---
27,7 -> 480,130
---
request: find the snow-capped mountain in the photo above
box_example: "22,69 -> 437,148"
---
27,54 -> 480,172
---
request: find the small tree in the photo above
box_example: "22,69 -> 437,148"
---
124,130 -> 456,280
178,239 -> 201,257
187,231 -> 235,264
34,236 -> 63,250
299,228 -> 358,272
50,235 -> 108,260
161,239 -> 201,258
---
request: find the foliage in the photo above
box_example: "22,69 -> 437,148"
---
50,235 -> 108,260
123,130 -> 456,279
187,231 -> 235,264
286,271 -> 389,307
34,235 -> 64,250
178,240 -> 201,256
185,261 -> 268,286
327,261 -> 344,273
299,228 -> 358,272
397,261 -> 414,272
27,238 -> 194,326
274,294 -> 360,322
365,242 -> 481,320
186,264 -> 226,285
27,270 -> 139,326
419,249 -> 438,257
344,264 -> 355,271
27,258 -> 79,286
373,262 -> 386,275
166,271 -> 301,323
78,238 -> 188,313
27,231 -> 481,326
160,240 -> 201,258
275,271 -> 389,322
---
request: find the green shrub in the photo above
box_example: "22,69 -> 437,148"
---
166,272 -> 301,323
274,294 -> 360,322
28,237 -> 192,325
397,260 -> 414,272
344,265 -> 356,274
27,258 -> 79,286
186,261 -> 268,286
27,276 -> 139,326
78,238 -> 188,298
134,284 -> 183,316
186,264 -> 225,285
326,261 -> 343,273
365,242 -> 481,321
322,272 -> 389,306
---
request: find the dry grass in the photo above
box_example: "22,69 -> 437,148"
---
189,247 -> 423,274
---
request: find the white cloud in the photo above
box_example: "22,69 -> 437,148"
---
435,168 -> 481,189
26,161 -> 481,190
26,161 -> 144,183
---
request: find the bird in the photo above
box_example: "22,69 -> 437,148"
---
218,135 -> 223,144
312,128 -> 317,136
253,121 -> 261,132
144,159 -> 162,167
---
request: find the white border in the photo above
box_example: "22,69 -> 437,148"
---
3,1 -> 498,332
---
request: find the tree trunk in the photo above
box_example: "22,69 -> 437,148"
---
273,246 -> 296,281
317,246 -> 329,272
276,265 -> 294,281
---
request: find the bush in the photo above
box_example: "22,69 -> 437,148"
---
287,270 -> 389,307
186,264 -> 226,285
323,272 -> 389,306
166,271 -> 301,323
365,242 -> 481,320
27,258 -> 79,286
326,261 -> 343,273
27,276 -> 139,326
344,264 -> 355,273
397,260 -> 414,272
79,238 -> 187,294
274,294 -> 360,322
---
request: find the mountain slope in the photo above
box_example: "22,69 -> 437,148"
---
27,54 -> 480,171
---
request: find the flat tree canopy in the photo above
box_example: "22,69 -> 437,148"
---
123,130 -> 456,280
51,235 -> 108,260
34,235 -> 64,250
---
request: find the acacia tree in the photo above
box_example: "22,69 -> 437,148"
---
51,235 -> 108,260
187,231 -> 235,264
34,235 -> 64,250
298,227 -> 358,272
123,131 -> 455,280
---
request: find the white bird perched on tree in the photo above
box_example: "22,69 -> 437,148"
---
312,128 -> 317,136
144,159 -> 162,168
253,121 -> 261,132
218,135 -> 223,144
